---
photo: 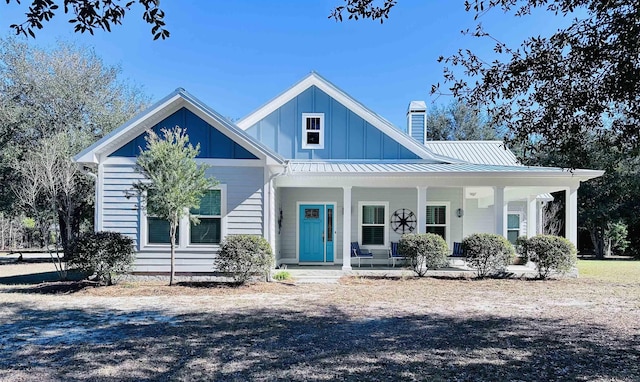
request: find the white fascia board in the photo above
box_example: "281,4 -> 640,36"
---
236,73 -> 447,162
75,89 -> 285,166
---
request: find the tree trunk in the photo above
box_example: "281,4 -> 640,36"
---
589,228 -> 606,259
169,221 -> 177,286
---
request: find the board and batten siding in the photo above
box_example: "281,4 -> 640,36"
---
245,86 -> 420,160
100,162 -> 265,273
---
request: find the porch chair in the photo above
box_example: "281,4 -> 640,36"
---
388,241 -> 408,267
451,242 -> 464,257
351,242 -> 374,267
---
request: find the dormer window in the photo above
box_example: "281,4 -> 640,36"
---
302,113 -> 324,149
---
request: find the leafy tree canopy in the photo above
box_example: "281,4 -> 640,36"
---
334,0 -> 640,169
427,101 -> 504,141
133,127 -> 215,285
5,0 -> 169,39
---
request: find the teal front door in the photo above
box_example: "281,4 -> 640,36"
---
299,204 -> 334,263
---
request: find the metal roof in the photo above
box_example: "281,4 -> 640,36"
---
286,160 -> 601,177
423,141 -> 519,166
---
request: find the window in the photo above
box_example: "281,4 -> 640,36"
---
359,202 -> 388,246
302,113 -> 324,149
507,213 -> 521,244
148,217 -> 178,244
190,190 -> 222,244
426,203 -> 449,241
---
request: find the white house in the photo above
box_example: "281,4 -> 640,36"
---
74,73 -> 604,273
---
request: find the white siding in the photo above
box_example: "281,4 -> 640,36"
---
463,198 -> 494,237
277,186 -> 465,264
100,163 -> 265,273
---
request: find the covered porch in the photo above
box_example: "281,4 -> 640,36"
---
268,161 -> 591,271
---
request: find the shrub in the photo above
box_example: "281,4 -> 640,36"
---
515,236 -> 530,262
463,233 -> 515,278
527,235 -> 577,279
69,231 -> 135,286
398,233 -> 449,277
216,235 -> 274,284
273,270 -> 292,281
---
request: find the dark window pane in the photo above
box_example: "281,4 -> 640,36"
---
190,190 -> 221,215
363,205 -> 385,224
508,214 -> 520,229
427,206 -> 446,225
304,208 -> 320,219
306,132 -> 320,145
507,230 -> 519,244
327,208 -> 333,242
190,218 -> 221,244
148,217 -> 178,244
426,226 -> 446,240
362,226 -> 385,245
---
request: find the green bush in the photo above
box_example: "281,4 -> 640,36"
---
69,231 -> 135,286
515,236 -> 530,262
273,270 -> 292,281
216,235 -> 274,284
463,233 -> 515,278
398,233 -> 449,277
527,235 -> 577,279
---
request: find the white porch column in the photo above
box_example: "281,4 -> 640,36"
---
342,186 -> 353,271
527,196 -> 537,238
537,200 -> 545,235
565,187 -> 578,247
494,186 -> 507,237
268,178 -> 277,258
416,186 -> 428,234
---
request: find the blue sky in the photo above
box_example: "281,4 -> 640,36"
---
0,1 -> 570,130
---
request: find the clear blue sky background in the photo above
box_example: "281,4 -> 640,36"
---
0,1 -> 569,130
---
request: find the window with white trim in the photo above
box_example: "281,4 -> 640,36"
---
302,113 -> 324,149
426,203 -> 448,241
507,213 -> 521,244
146,189 -> 179,245
359,202 -> 388,247
148,217 -> 178,244
190,189 -> 222,244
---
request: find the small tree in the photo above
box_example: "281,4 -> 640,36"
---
216,235 -> 274,284
133,127 -> 214,286
69,231 -> 135,286
463,233 -> 515,278
527,235 -> 577,279
398,233 -> 449,277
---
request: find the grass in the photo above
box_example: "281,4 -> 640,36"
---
577,259 -> 640,283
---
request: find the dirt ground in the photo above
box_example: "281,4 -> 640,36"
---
0,262 -> 639,381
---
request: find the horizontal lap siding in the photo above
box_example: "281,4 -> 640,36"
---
102,164 -> 142,245
101,163 -> 265,273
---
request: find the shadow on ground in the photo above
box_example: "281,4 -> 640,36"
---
0,270 -> 87,286
0,302 -> 638,381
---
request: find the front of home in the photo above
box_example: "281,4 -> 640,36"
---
74,73 -> 603,273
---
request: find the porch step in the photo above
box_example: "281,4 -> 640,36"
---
285,269 -> 344,284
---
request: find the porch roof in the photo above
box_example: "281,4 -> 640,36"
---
286,160 -> 603,179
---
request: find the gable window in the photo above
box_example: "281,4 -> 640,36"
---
426,203 -> 449,242
190,189 -> 222,244
507,213 -> 521,244
359,202 -> 388,247
302,113 -> 324,149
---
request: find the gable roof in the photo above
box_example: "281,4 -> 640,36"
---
236,72 -> 460,163
74,88 -> 285,165
424,141 -> 520,166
